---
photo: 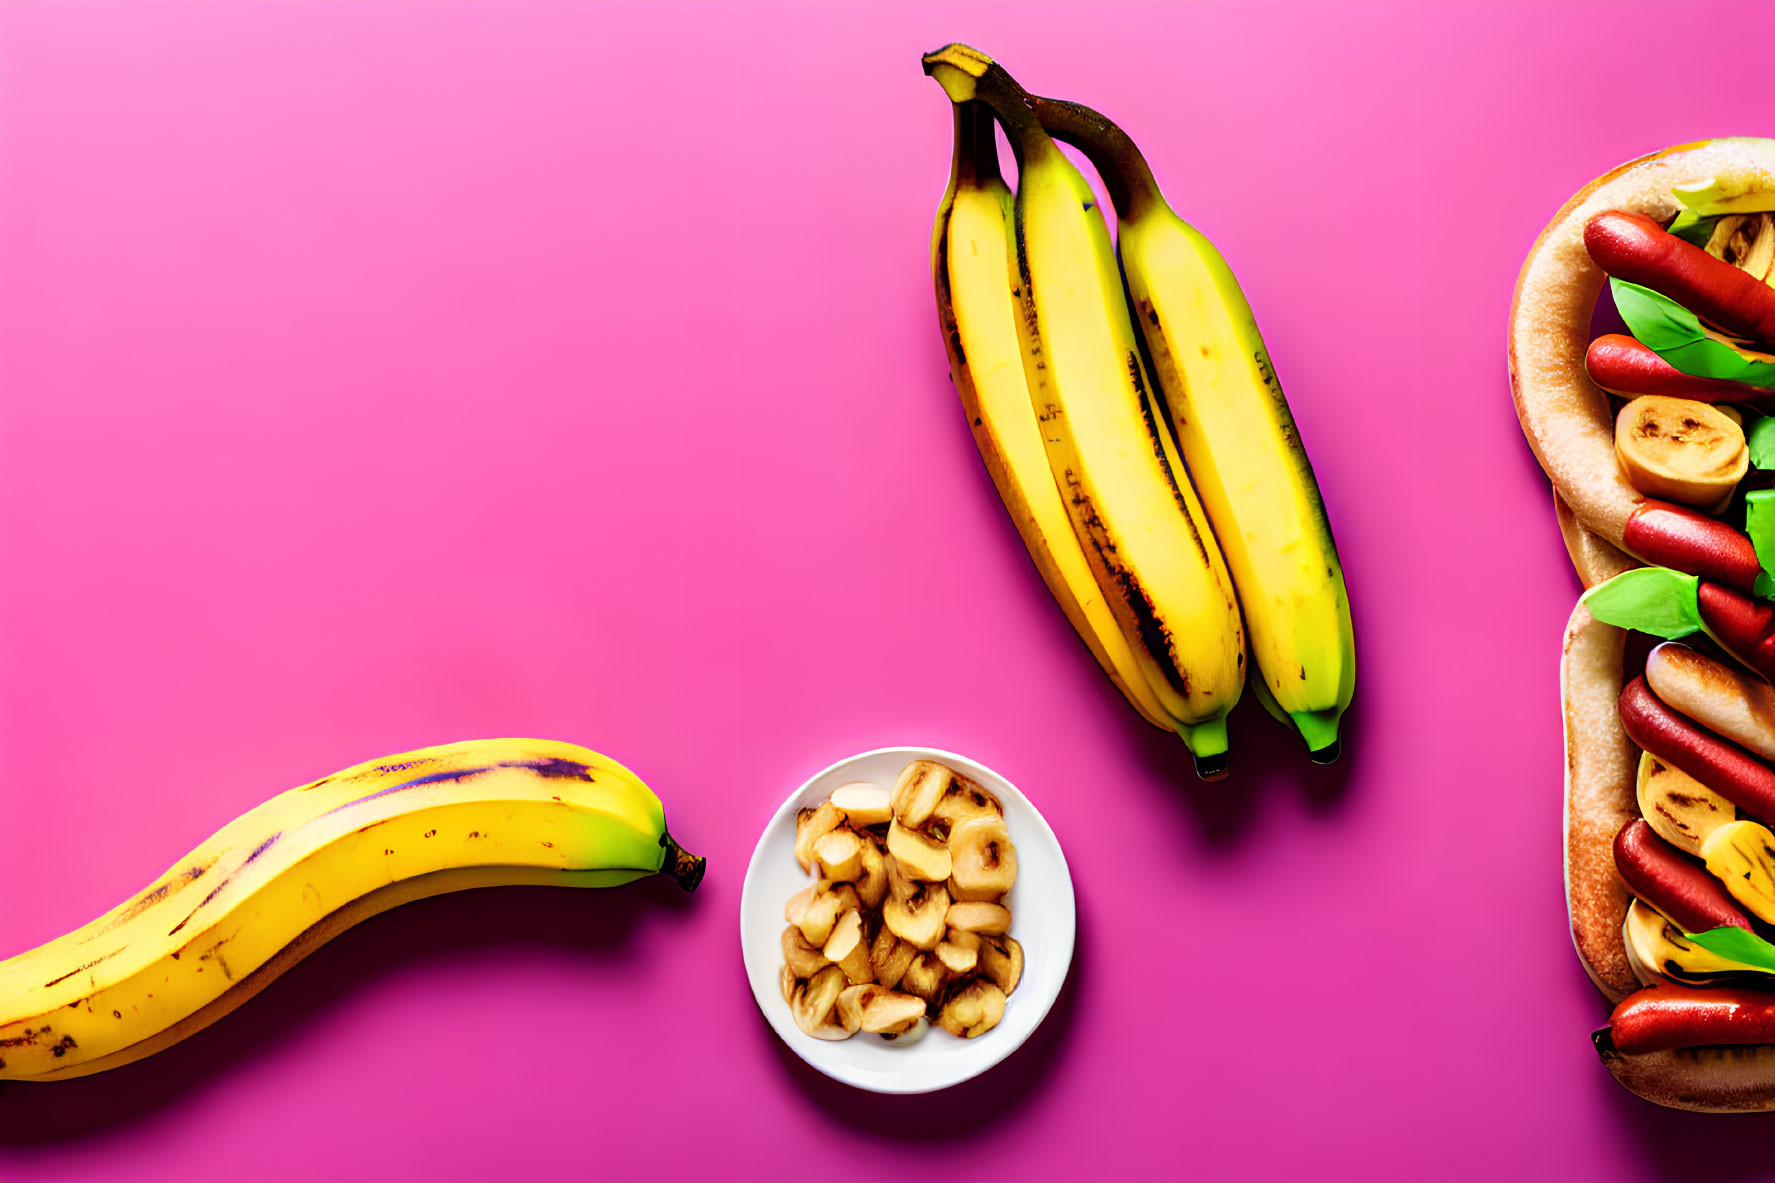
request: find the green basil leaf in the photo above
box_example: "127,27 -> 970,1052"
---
1750,492 -> 1775,590
1684,926 -> 1775,972
1611,278 -> 1775,389
1749,415 -> 1775,471
1668,210 -> 1719,247
1579,567 -> 1702,638
1758,572 -> 1775,600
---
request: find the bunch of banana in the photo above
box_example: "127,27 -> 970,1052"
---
0,738 -> 702,1081
924,44 -> 1355,773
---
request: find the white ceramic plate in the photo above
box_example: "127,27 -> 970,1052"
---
740,746 -> 1076,1094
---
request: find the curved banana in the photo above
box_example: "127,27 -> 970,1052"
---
931,98 -> 1173,732
924,44 -> 1245,775
0,739 -> 702,1081
1033,97 -> 1356,763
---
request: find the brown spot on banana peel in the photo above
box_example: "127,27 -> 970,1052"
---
1620,676 -> 1775,822
1623,501 -> 1760,593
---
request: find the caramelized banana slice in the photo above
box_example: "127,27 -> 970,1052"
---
1614,396 -> 1748,510
854,834 -> 888,907
879,1016 -> 928,1047
784,884 -> 816,925
1701,820 -> 1775,924
932,779 -> 1002,829
979,936 -> 1023,995
946,901 -> 1011,936
822,908 -> 875,985
887,820 -> 953,881
779,964 -> 798,1006
937,979 -> 1007,1038
870,928 -> 918,989
792,965 -> 851,1040
937,929 -> 980,975
795,802 -> 845,874
795,886 -> 845,947
814,827 -> 864,882
1637,751 -> 1737,857
782,924 -> 829,978
884,881 -> 950,951
949,814 -> 1017,897
891,761 -> 954,828
1622,898 -> 1771,988
837,985 -> 928,1034
900,951 -> 948,1002
830,782 -> 893,827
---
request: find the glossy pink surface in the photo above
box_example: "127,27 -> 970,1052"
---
4,2 -> 1773,1179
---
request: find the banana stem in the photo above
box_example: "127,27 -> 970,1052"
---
1027,96 -> 1163,223
660,833 -> 705,892
950,100 -> 1002,187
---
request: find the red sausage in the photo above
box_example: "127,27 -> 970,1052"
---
1622,501 -> 1761,594
1698,583 -> 1775,685
1586,211 -> 1775,346
1587,334 -> 1774,403
1614,818 -> 1751,934
1618,675 -> 1775,822
1610,986 -> 1775,1053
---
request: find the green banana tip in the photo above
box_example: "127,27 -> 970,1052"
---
1179,718 -> 1231,780
661,833 -> 705,892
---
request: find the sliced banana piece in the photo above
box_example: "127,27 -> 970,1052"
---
932,779 -> 1003,829
900,951 -> 948,1002
937,979 -> 1007,1038
879,1016 -> 928,1047
979,936 -> 1023,995
1622,898 -> 1770,988
795,802 -> 845,874
870,927 -> 918,989
837,984 -> 927,1034
891,761 -> 953,828
1613,395 -> 1748,510
854,834 -> 888,908
887,820 -> 952,882
946,900 -> 1011,935
1701,820 -> 1775,925
822,908 -> 875,985
782,924 -> 829,978
1637,751 -> 1736,856
814,827 -> 864,882
884,881 -> 950,950
792,965 -> 852,1040
830,782 -> 892,827
949,814 -> 1017,897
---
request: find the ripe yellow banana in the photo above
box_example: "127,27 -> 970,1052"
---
1032,97 -> 1356,762
924,44 -> 1245,776
930,98 -> 1174,733
0,739 -> 702,1081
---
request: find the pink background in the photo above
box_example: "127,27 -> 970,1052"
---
4,1 -> 1775,1179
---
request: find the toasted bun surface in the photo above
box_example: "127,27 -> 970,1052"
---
1597,1035 -> 1775,1113
1555,491 -> 1638,588
1562,600 -> 1639,1002
1510,139 -> 1775,547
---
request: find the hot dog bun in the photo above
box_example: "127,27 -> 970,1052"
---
1594,1037 -> 1775,1113
1565,600 -> 1775,1109
1563,600 -> 1639,1002
1555,490 -> 1637,588
1510,138 -> 1775,547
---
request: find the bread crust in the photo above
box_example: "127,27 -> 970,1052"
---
1510,139 -> 1775,547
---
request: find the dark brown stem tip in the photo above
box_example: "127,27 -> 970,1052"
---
1193,752 -> 1230,781
661,833 -> 706,892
